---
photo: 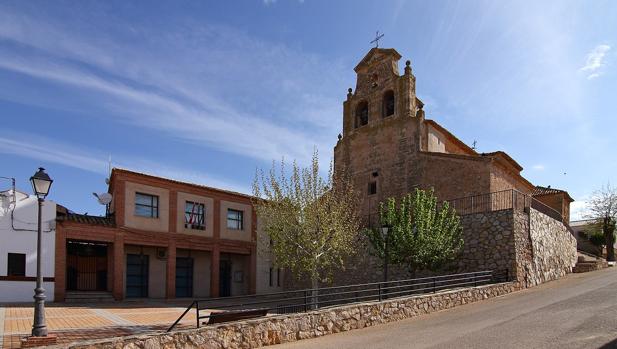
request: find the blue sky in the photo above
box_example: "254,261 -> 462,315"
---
1,0 -> 615,219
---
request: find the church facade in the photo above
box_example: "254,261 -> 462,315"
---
332,48 -> 577,288
334,47 -> 569,225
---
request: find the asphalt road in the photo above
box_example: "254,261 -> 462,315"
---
273,268 -> 617,349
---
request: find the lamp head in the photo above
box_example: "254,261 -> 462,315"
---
30,167 -> 53,199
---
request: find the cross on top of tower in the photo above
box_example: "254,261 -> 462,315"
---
370,31 -> 384,48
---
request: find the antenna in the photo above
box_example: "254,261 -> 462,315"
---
105,154 -> 112,185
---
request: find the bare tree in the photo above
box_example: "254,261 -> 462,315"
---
252,150 -> 360,300
586,183 -> 617,261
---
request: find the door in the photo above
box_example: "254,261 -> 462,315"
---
219,260 -> 232,297
175,257 -> 194,298
66,241 -> 108,291
126,254 -> 149,298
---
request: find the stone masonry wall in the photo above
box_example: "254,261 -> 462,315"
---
68,282 -> 518,349
456,210 -> 517,276
513,208 -> 577,287
285,208 -> 576,290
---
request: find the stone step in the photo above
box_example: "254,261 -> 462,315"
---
65,291 -> 115,303
573,260 -> 609,273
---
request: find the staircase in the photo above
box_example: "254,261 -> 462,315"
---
65,291 -> 116,303
573,252 -> 609,273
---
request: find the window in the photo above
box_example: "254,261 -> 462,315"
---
184,201 -> 205,230
277,268 -> 281,287
135,193 -> 159,218
383,90 -> 395,117
227,209 -> 244,230
368,181 -> 377,195
355,101 -> 369,128
7,253 -> 26,276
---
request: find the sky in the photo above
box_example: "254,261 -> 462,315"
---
0,0 -> 615,220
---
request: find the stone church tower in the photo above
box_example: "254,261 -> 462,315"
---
330,48 -> 577,288
334,48 -> 540,226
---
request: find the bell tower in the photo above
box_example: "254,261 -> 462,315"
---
334,48 -> 425,226
341,48 -> 419,137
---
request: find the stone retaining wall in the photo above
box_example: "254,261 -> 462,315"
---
68,282 -> 518,349
514,208 -> 577,287
456,209 -> 517,275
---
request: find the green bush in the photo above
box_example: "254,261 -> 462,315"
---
589,231 -> 606,247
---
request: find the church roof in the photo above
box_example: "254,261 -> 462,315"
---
425,119 -> 477,156
354,48 -> 402,72
481,151 -> 523,172
532,185 -> 574,202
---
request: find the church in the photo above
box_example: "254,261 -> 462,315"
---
332,47 -> 577,288
334,47 -> 572,226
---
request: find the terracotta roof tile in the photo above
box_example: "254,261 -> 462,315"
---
60,213 -> 115,227
532,185 -> 574,201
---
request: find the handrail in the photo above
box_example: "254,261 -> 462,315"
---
167,269 -> 508,332
366,189 -> 566,224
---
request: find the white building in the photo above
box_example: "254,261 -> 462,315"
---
0,187 -> 56,303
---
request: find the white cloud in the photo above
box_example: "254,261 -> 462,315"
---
570,198 -> 589,221
531,164 -> 545,171
580,44 -> 611,79
0,133 -> 250,194
0,7 -> 343,167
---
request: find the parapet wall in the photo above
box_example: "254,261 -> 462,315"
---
69,282 -> 518,349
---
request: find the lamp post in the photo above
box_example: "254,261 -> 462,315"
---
381,224 -> 390,283
30,167 -> 52,337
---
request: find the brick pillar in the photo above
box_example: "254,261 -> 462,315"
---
112,232 -> 125,300
166,241 -> 176,299
115,180 -> 126,227
54,225 -> 66,302
249,245 -> 257,294
213,199 -> 221,239
250,209 -> 257,294
210,247 -> 220,297
169,190 -> 177,233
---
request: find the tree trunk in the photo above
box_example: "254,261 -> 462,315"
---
605,217 -> 616,262
310,276 -> 319,310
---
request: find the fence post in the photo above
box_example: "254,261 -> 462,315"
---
378,283 -> 382,302
195,301 -> 200,329
433,278 -> 436,293
304,290 -> 308,312
511,190 -> 515,210
474,275 -> 477,287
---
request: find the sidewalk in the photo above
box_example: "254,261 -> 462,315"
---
0,301 -> 196,348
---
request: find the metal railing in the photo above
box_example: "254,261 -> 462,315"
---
443,189 -> 531,216
167,269 -> 509,332
365,189 -> 566,226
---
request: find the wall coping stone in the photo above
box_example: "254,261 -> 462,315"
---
59,282 -> 519,349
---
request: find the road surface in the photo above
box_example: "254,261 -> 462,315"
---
274,268 -> 617,349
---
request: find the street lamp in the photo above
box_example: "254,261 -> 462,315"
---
30,167 -> 52,337
381,224 -> 390,283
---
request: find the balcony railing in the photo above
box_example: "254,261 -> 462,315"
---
365,189 -> 565,226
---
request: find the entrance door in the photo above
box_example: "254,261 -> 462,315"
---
66,241 -> 108,291
219,260 -> 232,297
126,254 -> 149,298
175,257 -> 194,298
